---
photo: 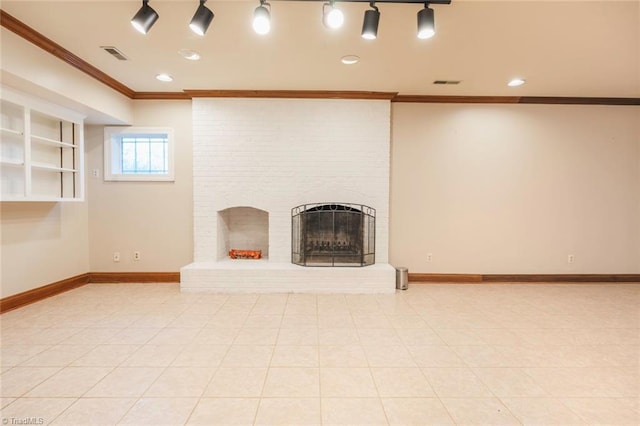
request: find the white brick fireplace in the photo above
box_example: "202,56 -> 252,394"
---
180,98 -> 395,293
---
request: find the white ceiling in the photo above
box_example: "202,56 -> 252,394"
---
2,0 -> 639,97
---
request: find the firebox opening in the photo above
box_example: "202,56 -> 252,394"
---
292,203 -> 375,267
218,206 -> 269,260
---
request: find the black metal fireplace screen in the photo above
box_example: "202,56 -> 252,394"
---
291,203 -> 375,267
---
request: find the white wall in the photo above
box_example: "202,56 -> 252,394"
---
191,98 -> 391,264
86,100 -> 193,272
390,103 -> 640,274
0,202 -> 89,298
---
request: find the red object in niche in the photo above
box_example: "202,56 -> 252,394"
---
229,249 -> 262,259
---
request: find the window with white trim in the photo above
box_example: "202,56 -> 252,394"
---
104,127 -> 175,181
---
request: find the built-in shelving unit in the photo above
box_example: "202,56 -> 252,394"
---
1,87 -> 85,201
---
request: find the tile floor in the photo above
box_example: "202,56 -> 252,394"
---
1,283 -> 638,425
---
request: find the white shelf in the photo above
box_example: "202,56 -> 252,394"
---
31,134 -> 76,148
0,158 -> 24,167
1,127 -> 23,136
31,162 -> 77,173
1,87 -> 85,202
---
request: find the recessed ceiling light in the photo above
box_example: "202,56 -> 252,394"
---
341,55 -> 360,65
156,73 -> 173,82
508,78 -> 526,87
178,49 -> 201,61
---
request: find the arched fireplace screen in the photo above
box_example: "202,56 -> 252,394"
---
292,203 -> 375,267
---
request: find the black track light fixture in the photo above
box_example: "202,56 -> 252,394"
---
131,0 -> 159,35
361,2 -> 380,40
190,0 -> 215,36
417,3 -> 435,39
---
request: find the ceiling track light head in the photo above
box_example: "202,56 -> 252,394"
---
417,3 -> 435,39
361,2 -> 380,40
323,0 -> 345,29
131,0 -> 159,35
189,0 -> 215,36
253,0 -> 272,35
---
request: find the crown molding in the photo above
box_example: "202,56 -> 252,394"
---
183,90 -> 398,100
2,10 -> 639,106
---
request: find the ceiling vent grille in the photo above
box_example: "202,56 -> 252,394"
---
433,80 -> 461,85
100,46 -> 128,61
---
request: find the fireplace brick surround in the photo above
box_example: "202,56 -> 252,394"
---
180,98 -> 395,293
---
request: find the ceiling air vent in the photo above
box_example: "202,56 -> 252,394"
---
433,80 -> 461,85
100,46 -> 128,61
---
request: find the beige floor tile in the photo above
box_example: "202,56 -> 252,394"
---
407,345 -> 466,367
2,398 -> 75,425
473,367 -> 549,397
371,368 -> 435,397
318,314 -> 355,329
147,328 -> 201,345
353,314 -> 394,329
1,345 -> 51,367
61,328 -> 122,345
422,367 -> 493,397
24,328 -> 85,345
243,314 -> 283,328
318,328 -> 360,345
396,328 -> 445,346
381,397 -> 455,425
319,345 -> 368,367
105,327 -> 161,345
118,397 -> 198,425
440,397 -> 522,425
262,367 -> 320,397
387,315 -> 429,329
203,367 -> 267,397
71,344 -> 140,367
270,345 -> 319,367
233,328 -> 279,345
187,398 -> 259,425
357,329 -> 402,346
281,314 -> 318,328
320,368 -> 377,397
501,398 -> 587,425
85,367 -> 163,397
1,397 -> 16,409
434,328 -> 489,345
321,397 -> 388,425
277,328 -> 319,345
121,344 -> 183,367
255,398 -> 321,425
171,344 -> 229,367
561,397 -> 640,425
51,397 -> 136,425
221,345 -> 274,367
19,345 -> 93,367
144,367 -> 216,397
451,345 -> 517,367
194,327 -> 240,344
167,313 -> 212,328
25,367 -> 112,397
364,345 -> 417,367
523,367 -> 639,397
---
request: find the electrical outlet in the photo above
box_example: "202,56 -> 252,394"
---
113,252 -> 120,262
91,169 -> 100,177
426,253 -> 433,262
133,251 -> 141,261
568,254 -> 575,264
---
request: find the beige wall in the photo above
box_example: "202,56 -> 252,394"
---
86,100 -> 193,272
390,103 -> 640,274
0,202 -> 89,298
